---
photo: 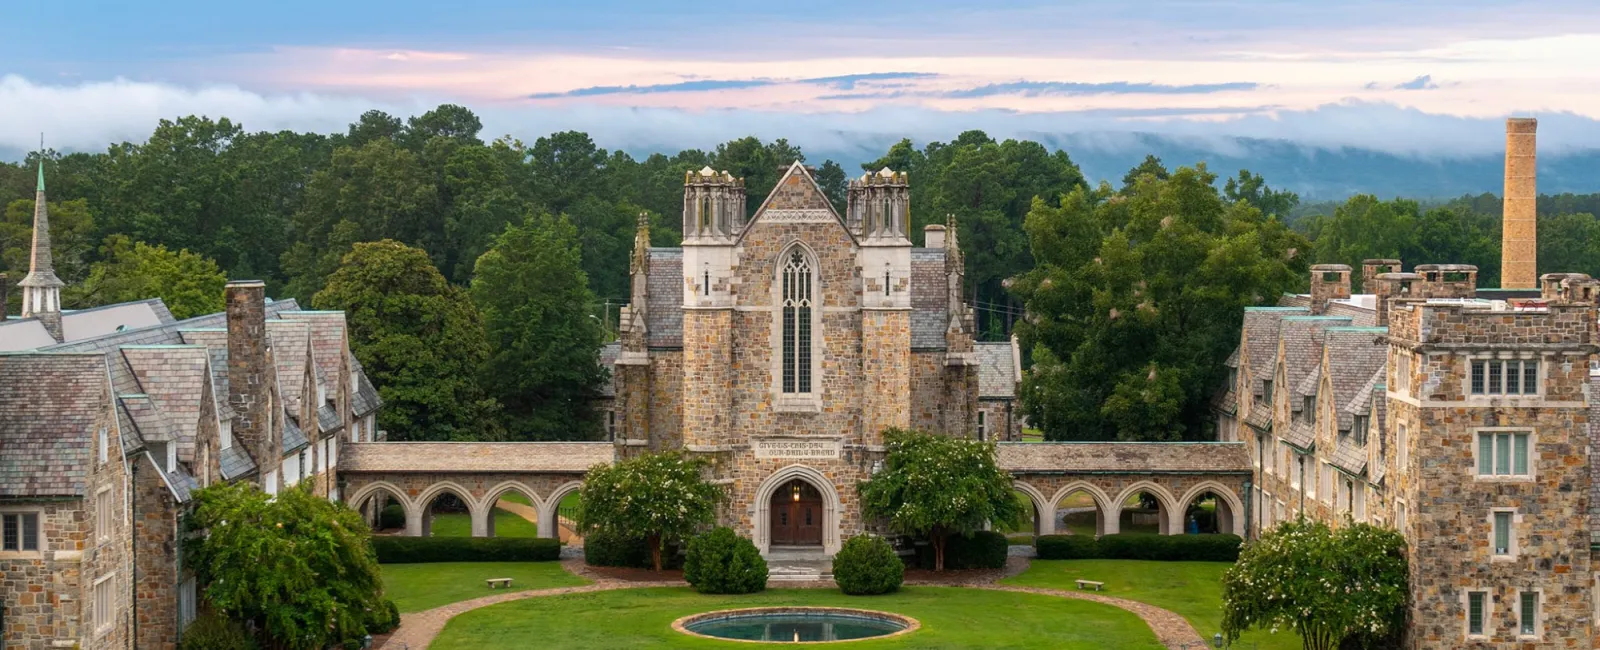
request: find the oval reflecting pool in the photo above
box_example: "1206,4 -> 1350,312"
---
674,607 -> 918,643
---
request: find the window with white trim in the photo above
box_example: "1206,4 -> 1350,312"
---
1397,423 -> 1408,477
1520,591 -> 1539,637
1302,395 -> 1315,423
1467,591 -> 1487,637
98,426 -> 109,464
1292,455 -> 1303,490
1478,431 -> 1531,477
976,411 -> 987,440
1396,501 -> 1407,532
1394,351 -> 1411,394
94,574 -> 115,636
1263,378 -> 1273,403
607,410 -> 617,440
1321,463 -> 1334,505
1493,510 -> 1514,556
1351,415 -> 1369,446
179,576 -> 198,631
780,248 -> 814,395
96,488 -> 114,543
1471,358 -> 1538,395
2,512 -> 40,551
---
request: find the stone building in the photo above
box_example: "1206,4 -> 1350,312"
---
0,161 -> 381,648
606,163 -> 1020,555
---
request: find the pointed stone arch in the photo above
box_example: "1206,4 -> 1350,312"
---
415,480 -> 480,537
1112,481 -> 1182,535
1051,482 -> 1116,537
1011,481 -> 1054,535
537,481 -> 586,541
346,481 -> 415,535
1178,481 -> 1246,536
751,465 -> 843,555
478,480 -> 542,538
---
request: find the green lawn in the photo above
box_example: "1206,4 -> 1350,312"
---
432,586 -> 1164,649
1003,560 -> 1301,650
498,493 -> 533,507
381,562 -> 588,613
428,507 -> 539,538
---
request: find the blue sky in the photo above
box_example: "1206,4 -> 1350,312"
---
6,0 -> 1600,159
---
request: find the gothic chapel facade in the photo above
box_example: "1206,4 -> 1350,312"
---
609,162 -> 1011,554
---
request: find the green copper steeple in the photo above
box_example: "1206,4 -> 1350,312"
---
36,159 -> 44,193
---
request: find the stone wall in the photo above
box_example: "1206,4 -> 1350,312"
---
341,471 -> 584,538
1011,472 -> 1250,536
977,399 -> 1018,442
861,310 -> 910,444
132,454 -> 179,650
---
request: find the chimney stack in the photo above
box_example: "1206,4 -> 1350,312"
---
1502,118 -> 1538,288
1415,264 -> 1478,299
1373,271 -> 1422,326
225,280 -> 272,484
1309,264 -> 1352,315
924,224 -> 947,249
1361,259 -> 1401,292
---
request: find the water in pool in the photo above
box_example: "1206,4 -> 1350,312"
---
685,612 -> 907,642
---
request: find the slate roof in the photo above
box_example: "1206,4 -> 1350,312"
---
1283,419 -> 1315,450
219,445 -> 256,480
339,442 -> 615,473
121,346 -> 211,464
166,466 -> 198,502
279,311 -> 351,398
1241,308 -> 1309,399
910,248 -> 949,350
996,442 -> 1253,474
976,340 -> 1018,398
115,398 -> 148,455
266,320 -> 312,412
1369,380 -> 1389,484
1279,317 -> 1351,413
1325,300 -> 1378,326
0,298 -> 178,352
351,355 -> 381,417
119,394 -> 173,443
645,248 -> 683,348
283,410 -> 309,453
317,403 -> 341,433
1244,406 -> 1273,431
1322,327 -> 1389,433
1277,294 -> 1312,308
0,353 -> 110,497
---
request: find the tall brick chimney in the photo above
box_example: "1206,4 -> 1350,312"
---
1415,264 -> 1478,299
225,280 -> 271,480
923,224 -> 947,249
1502,118 -> 1537,288
1309,264 -> 1352,315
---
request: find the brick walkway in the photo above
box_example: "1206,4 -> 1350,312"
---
380,557 -> 1205,650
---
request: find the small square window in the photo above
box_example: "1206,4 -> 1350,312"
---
2,513 -> 39,552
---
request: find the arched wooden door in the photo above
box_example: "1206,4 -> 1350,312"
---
769,479 -> 824,547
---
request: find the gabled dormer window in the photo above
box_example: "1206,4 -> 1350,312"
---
1352,415 -> 1369,445
1303,396 -> 1315,423
1262,379 -> 1274,403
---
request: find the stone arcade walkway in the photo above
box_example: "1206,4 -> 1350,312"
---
378,557 -> 1206,650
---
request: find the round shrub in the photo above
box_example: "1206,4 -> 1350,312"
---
365,598 -> 401,634
179,612 -> 256,650
583,529 -> 650,568
832,535 -> 903,595
684,527 -> 768,594
379,503 -> 405,530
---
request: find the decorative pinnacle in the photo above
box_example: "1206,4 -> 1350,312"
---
36,133 -> 44,192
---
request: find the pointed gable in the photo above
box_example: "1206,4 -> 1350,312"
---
741,161 -> 849,237
266,320 -> 312,412
0,353 -> 111,497
121,345 -> 212,463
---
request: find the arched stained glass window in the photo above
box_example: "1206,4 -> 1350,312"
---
781,248 -> 814,394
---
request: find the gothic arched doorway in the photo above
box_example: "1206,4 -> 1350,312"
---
769,479 -> 824,547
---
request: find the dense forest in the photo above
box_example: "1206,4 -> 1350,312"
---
5,104 -> 1600,442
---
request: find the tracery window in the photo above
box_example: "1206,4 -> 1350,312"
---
781,248 -> 814,394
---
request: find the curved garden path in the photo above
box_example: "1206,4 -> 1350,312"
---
379,557 -> 1206,650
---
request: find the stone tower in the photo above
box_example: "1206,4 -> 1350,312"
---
18,160 -> 64,340
1309,263 -> 1351,315
1386,294 -> 1595,647
851,168 -> 913,442
1502,117 -> 1538,289
680,167 -> 744,451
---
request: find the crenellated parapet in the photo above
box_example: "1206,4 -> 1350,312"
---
683,166 -> 747,242
847,168 -> 910,242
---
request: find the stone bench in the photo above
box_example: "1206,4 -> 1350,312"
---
486,578 -> 514,589
1074,579 -> 1104,591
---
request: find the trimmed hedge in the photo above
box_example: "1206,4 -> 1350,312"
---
833,535 -> 903,595
684,527 -> 768,594
584,529 -> 684,569
914,530 -> 1009,570
371,536 -> 560,564
1034,534 -> 1242,562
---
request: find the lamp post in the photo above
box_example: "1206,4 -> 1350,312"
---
1213,632 -> 1225,648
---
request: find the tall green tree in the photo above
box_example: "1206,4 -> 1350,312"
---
578,451 -> 724,571
1,197 -> 96,292
69,235 -> 226,319
1224,168 -> 1299,218
471,214 -> 609,440
857,429 -> 1021,571
283,140 -> 439,301
313,240 -> 498,441
1010,165 -> 1309,441
1222,519 -> 1408,650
